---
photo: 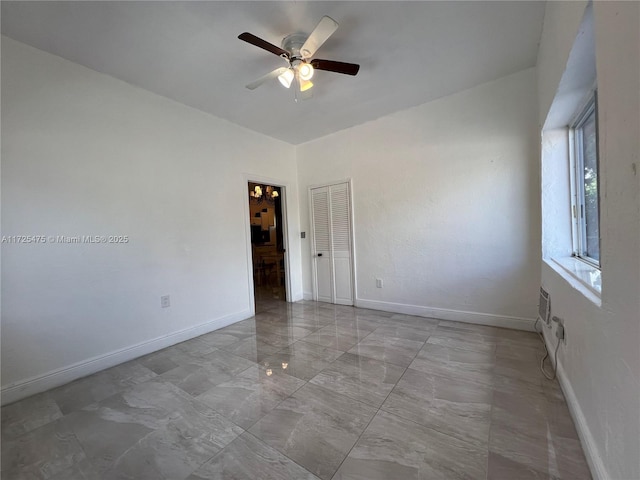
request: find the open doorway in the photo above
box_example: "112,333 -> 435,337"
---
248,182 -> 287,311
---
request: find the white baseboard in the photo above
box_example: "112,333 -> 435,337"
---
1,308 -> 252,406
289,292 -> 305,303
303,291 -> 313,301
541,331 -> 609,480
354,298 -> 536,331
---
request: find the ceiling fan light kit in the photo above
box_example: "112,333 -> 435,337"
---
238,15 -> 360,98
278,68 -> 294,89
298,62 -> 314,81
299,78 -> 314,92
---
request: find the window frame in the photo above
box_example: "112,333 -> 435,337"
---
569,91 -> 601,268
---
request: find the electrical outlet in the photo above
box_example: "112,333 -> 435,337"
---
376,278 -> 383,288
556,323 -> 566,344
161,295 -> 170,308
552,316 -> 566,344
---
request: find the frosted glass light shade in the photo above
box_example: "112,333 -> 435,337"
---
298,63 -> 314,81
299,78 -> 314,92
278,69 -> 294,88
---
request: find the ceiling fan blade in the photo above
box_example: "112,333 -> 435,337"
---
300,16 -> 339,59
310,59 -> 360,76
238,32 -> 289,58
246,67 -> 289,90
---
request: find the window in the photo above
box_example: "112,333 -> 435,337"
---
571,93 -> 600,266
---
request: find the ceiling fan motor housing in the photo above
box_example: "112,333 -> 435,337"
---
282,33 -> 309,61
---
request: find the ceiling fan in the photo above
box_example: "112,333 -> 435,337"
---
238,16 -> 360,96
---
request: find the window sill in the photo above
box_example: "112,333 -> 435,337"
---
546,256 -> 602,306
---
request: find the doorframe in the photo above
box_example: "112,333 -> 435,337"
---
307,178 -> 357,305
243,174 -> 293,315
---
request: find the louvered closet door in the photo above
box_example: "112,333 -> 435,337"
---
310,182 -> 353,305
329,183 -> 353,305
311,187 -> 333,303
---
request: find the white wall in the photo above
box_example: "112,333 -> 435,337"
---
1,37 -> 301,403
536,0 -> 590,128
297,68 -> 540,329
537,2 -> 640,479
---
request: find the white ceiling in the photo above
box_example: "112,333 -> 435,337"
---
1,1 -> 545,145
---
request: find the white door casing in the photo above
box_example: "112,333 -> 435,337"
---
243,174 -> 293,314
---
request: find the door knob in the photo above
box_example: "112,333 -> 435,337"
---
317,253 -> 323,257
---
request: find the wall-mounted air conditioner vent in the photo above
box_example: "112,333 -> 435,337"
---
538,286 -> 551,326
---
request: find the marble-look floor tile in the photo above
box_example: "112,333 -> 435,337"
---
173,337 -> 218,357
48,458 -> 100,480
324,321 -> 380,338
157,350 -> 255,396
2,301 -> 591,480
164,345 -> 238,371
494,354 -> 550,388
138,349 -> 180,375
492,372 -> 565,405
214,322 -> 256,339
1,417 -> 86,480
381,367 -> 492,445
495,343 -> 544,363
333,410 -> 487,480
219,336 -> 281,363
48,362 -> 156,414
254,331 -> 298,349
389,314 -> 440,330
329,316 -> 385,333
335,307 -> 392,319
347,332 -> 425,367
369,324 -> 435,342
249,383 -> 377,480
493,330 -> 542,349
310,352 -> 405,408
280,339 -> 345,360
433,324 -> 500,342
302,326 -> 367,352
435,320 -> 506,336
489,422 -> 591,479
254,311 -> 292,323
198,330 -> 247,348
102,402 -> 242,480
267,301 -> 307,313
261,342 -> 344,381
492,388 -> 580,442
315,323 -> 376,343
487,451 -> 558,480
292,309 -> 339,323
1,392 -> 63,441
409,342 -> 495,387
490,387 -> 590,479
62,381 -> 197,473
196,365 -> 305,429
256,323 -> 316,340
273,314 -> 336,330
187,433 -> 320,480
427,329 -> 497,355
436,321 -> 541,349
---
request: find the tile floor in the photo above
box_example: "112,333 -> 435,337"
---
1,300 -> 591,479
